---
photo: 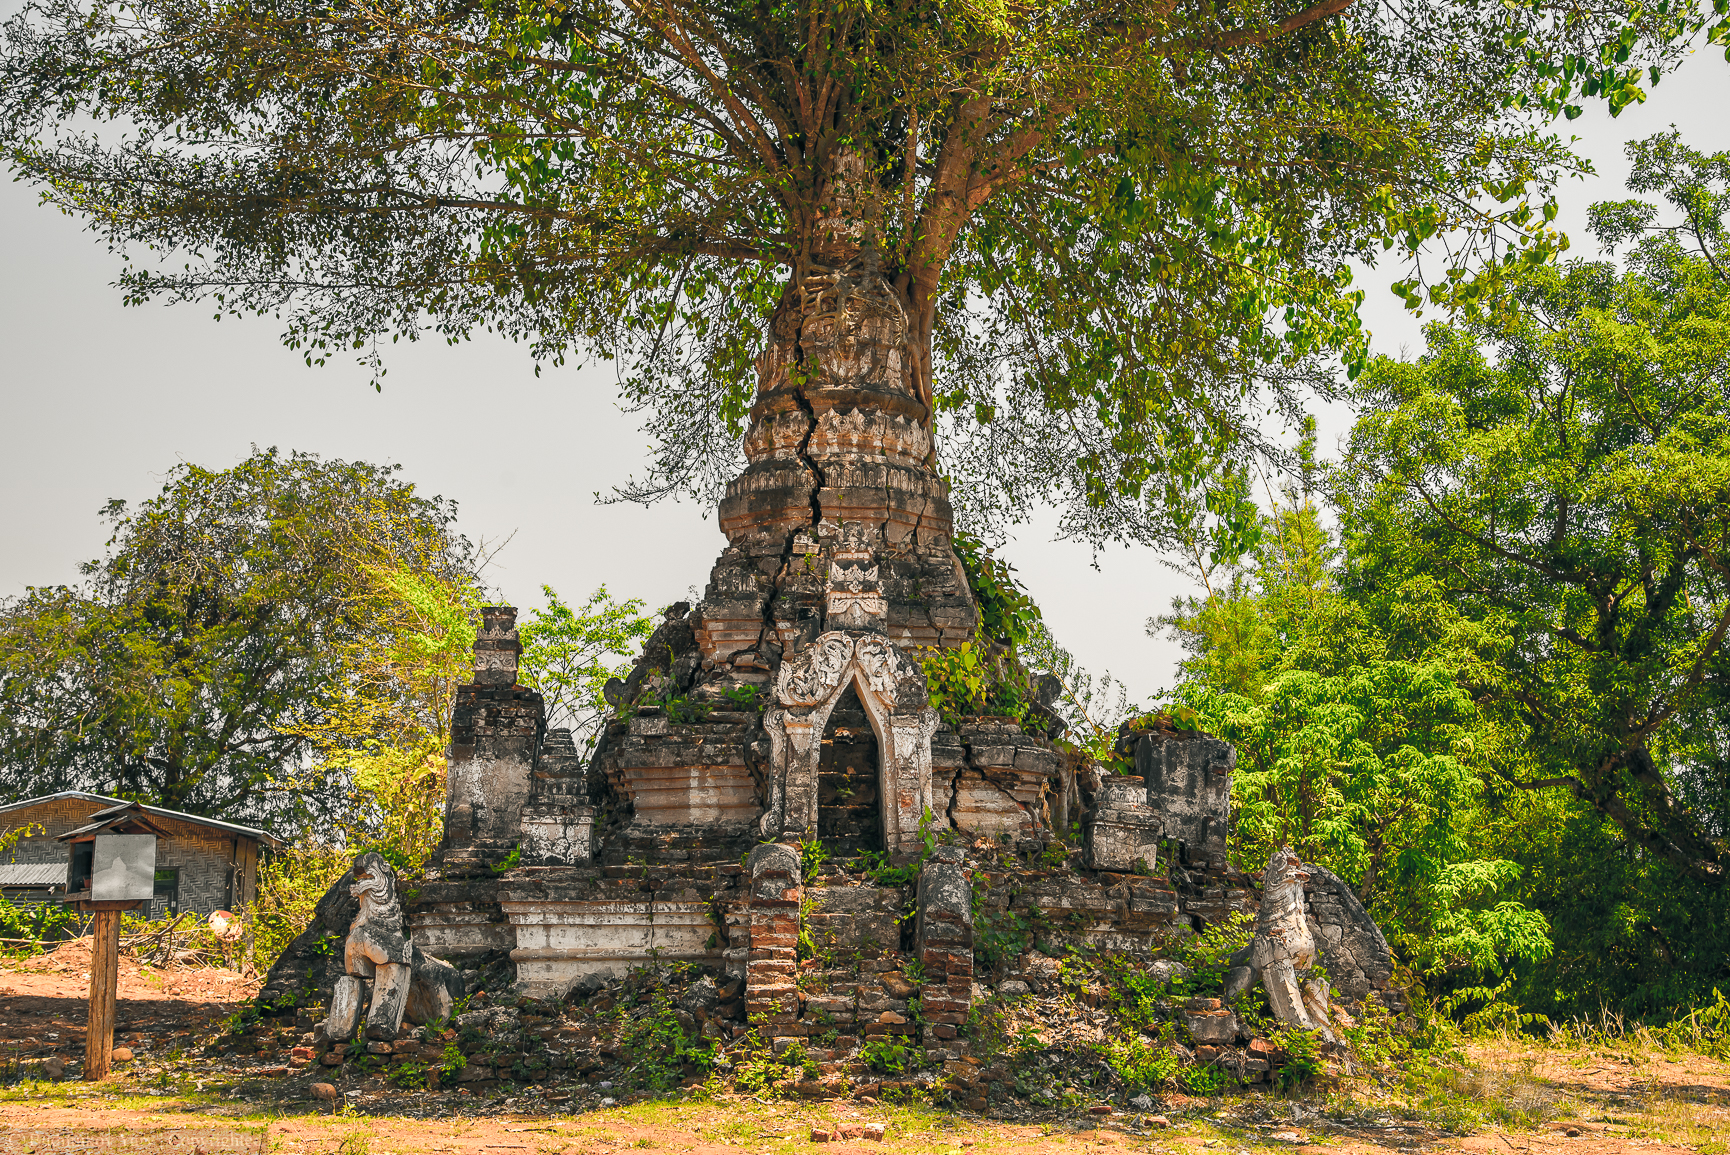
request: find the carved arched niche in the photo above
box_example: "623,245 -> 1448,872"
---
761,632 -> 938,854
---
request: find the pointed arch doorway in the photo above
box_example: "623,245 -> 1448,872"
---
760,632 -> 939,856
818,683 -> 883,855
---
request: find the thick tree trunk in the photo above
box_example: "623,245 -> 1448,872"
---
694,152 -> 977,676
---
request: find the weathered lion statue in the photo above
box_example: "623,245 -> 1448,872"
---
1223,847 -> 1337,1042
322,852 -> 464,1042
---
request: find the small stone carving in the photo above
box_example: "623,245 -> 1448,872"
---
1234,848 -> 1335,1042
1086,775 -> 1163,872
827,562 -> 887,631
852,635 -> 904,705
322,852 -> 464,1042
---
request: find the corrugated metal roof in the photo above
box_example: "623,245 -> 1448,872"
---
0,863 -> 64,888
0,792 -> 283,850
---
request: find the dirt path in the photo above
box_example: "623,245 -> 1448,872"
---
0,1084 -> 1719,1155
0,937 -> 258,1067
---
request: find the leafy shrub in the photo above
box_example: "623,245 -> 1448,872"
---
916,534 -> 1042,726
919,642 -> 990,724
1440,971 -> 1549,1036
1270,1027 -> 1325,1089
1176,1063 -> 1231,1095
1656,988 -> 1730,1060
250,844 -> 350,972
0,896 -> 77,953
776,1041 -> 820,1081
858,849 -> 919,889
1168,911 -> 1255,998
1097,955 -> 1166,1030
860,1038 -> 911,1074
732,1029 -> 789,1095
386,1060 -> 426,1088
721,684 -> 764,712
952,532 -> 1042,648
517,585 -> 655,751
615,986 -> 716,1090
1101,1033 -> 1177,1091
1338,997 -> 1413,1066
798,837 -> 829,880
970,877 -> 1049,973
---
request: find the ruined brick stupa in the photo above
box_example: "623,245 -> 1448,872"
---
261,200 -> 1404,1066
399,228 -> 1252,1000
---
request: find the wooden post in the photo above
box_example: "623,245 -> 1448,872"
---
84,907 -> 121,1081
73,900 -> 142,1080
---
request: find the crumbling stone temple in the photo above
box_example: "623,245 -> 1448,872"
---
262,242 -> 1403,1088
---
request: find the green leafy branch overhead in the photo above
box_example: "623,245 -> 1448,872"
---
0,0 -> 1704,541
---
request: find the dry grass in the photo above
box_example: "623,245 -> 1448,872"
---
1421,1032 -> 1728,1142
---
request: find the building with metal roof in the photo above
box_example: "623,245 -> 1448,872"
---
0,792 -> 281,918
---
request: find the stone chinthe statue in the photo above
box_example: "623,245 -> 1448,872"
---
1224,847 -> 1337,1043
322,852 -> 464,1042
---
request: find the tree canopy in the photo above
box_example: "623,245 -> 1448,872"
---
1,0 -> 1708,541
0,448 -> 474,829
1152,137 -> 1730,1015
518,584 -> 657,752
1339,161 -> 1730,888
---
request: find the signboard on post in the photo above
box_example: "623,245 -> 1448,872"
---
58,803 -> 165,1081
90,834 -> 157,902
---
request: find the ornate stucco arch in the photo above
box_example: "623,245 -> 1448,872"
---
760,631 -> 939,854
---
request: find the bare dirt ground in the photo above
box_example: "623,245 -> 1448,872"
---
0,945 -> 1723,1155
0,937 -> 257,1067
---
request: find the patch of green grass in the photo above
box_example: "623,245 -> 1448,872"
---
0,1079 -> 236,1115
701,1116 -> 763,1143
337,1127 -> 374,1155
881,1089 -> 960,1137
602,1097 -> 706,1127
1396,1051 -> 1571,1132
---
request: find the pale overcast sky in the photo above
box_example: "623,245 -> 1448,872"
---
0,47 -> 1723,705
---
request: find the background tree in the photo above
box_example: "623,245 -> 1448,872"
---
0,0 -> 1705,543
1186,135 -> 1730,1016
1159,482 -> 1550,989
249,559 -> 482,969
0,448 -> 475,830
518,586 -> 657,753
1339,183 -> 1730,889
291,561 -> 482,867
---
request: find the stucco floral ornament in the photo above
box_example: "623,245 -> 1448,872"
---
777,633 -> 855,707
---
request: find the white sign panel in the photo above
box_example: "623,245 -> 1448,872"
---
90,834 -> 157,902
